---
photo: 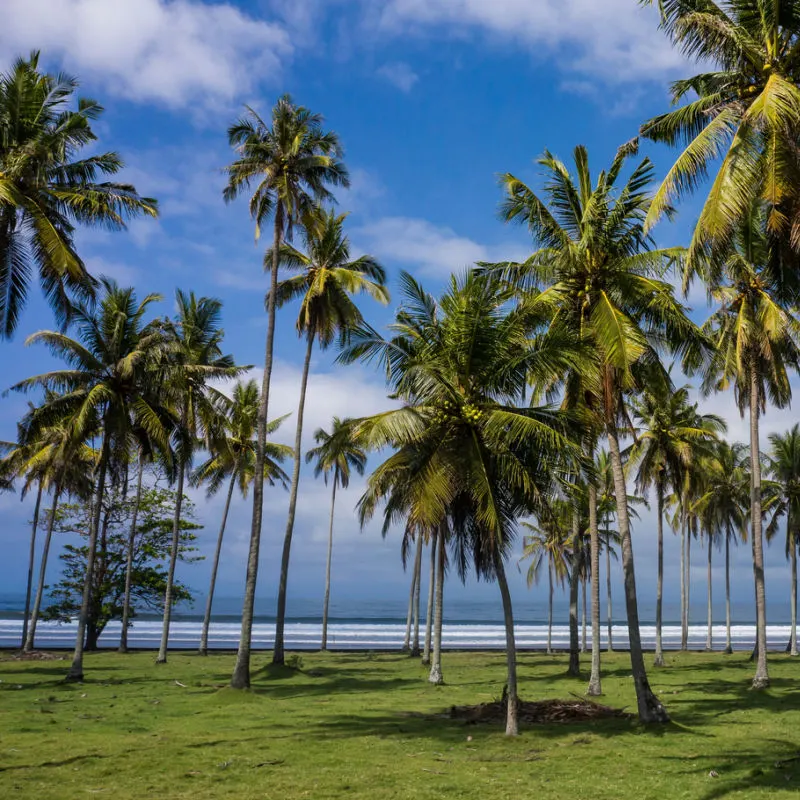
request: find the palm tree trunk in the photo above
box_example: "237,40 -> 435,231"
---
581,576 -> 588,653
587,480 -> 602,696
67,432 -> 110,681
24,485 -> 60,653
567,505 -> 580,676
687,522 -> 692,644
706,532 -> 713,652
422,531 -> 436,665
273,332 -> 314,666
791,535 -> 798,657
606,518 -> 613,652
403,551 -> 416,652
156,461 -> 185,664
725,527 -> 732,654
21,483 -> 43,649
411,533 -> 423,657
493,549 -> 519,736
231,207 -> 283,689
654,484 -> 665,667
199,471 -> 237,656
750,368 -> 769,688
607,423 -> 668,723
321,474 -> 338,651
680,509 -> 688,650
119,458 -> 144,654
428,526 -> 445,685
547,561 -> 553,655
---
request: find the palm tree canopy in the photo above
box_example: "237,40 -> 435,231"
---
519,502 -> 572,588
0,52 -> 158,339
306,416 -> 367,489
765,424 -> 800,551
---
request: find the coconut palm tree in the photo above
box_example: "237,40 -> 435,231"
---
155,291 -> 242,665
640,0 -> 800,273
9,279 -> 171,680
520,504 -> 571,654
347,271 -> 583,735
270,209 -> 388,665
765,425 -> 800,656
685,204 -> 800,688
224,96 -> 348,689
487,146 -> 700,722
0,52 -> 157,339
306,416 -> 367,650
629,384 -> 725,665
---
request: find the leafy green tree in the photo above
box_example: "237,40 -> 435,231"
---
223,96 -> 348,689
306,416 -> 367,650
0,52 -> 157,338
191,380 -> 291,656
270,209 -> 388,665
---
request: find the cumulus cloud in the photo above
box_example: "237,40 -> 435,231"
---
377,61 -> 419,92
1,0 -> 292,109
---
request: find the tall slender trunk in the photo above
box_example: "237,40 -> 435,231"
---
654,484 -> 665,666
321,473 -> 338,651
547,561 -> 553,655
791,532 -> 798,657
706,532 -> 713,652
422,530 -> 436,665
680,509 -> 688,650
494,549 -> 519,736
587,479 -> 602,696
725,527 -> 732,654
157,460 -> 186,664
119,458 -> 144,653
21,483 -> 44,649
25,485 -> 60,653
581,576 -> 588,653
687,522 -> 692,644
67,432 -> 110,681
750,368 -> 769,688
199,471 -> 237,656
231,208 -> 283,689
567,505 -> 580,676
606,517 -> 613,652
273,332 -> 315,666
607,423 -> 668,723
428,526 -> 445,685
411,533 -> 423,657
403,547 -> 417,652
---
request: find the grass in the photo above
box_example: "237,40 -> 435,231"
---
1,649 -> 800,799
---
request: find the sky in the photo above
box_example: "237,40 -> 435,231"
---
1,0 -> 798,623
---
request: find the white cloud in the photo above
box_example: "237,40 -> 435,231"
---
1,0 -> 292,109
353,216 -> 527,277
85,257 -> 141,285
377,61 -> 419,92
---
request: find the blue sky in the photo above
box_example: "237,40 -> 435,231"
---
1,0 -> 798,622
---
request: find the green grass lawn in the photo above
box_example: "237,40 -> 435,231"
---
1,649 -> 799,799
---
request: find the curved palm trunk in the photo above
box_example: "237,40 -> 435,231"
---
321,473 -> 338,651
725,527 -> 732,655
119,459 -> 144,653
231,208 -> 283,689
422,530 -> 436,665
199,471 -> 237,656
67,433 -> 109,681
606,518 -> 613,652
428,527 -> 445,685
706,532 -> 713,652
749,369 -> 769,688
581,577 -> 588,653
607,424 -> 668,723
157,462 -> 186,664
403,556 -> 416,652
21,483 -> 44,649
587,480 -> 602,696
494,549 -> 519,736
547,562 -> 554,655
680,509 -> 688,650
654,485 -> 665,667
273,332 -> 314,666
567,506 -> 580,676
25,485 -> 60,653
411,533 -> 423,657
790,534 -> 798,657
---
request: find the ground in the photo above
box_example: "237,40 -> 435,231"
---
1,650 -> 799,799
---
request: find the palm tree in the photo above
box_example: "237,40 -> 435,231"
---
487,146 -> 699,722
270,209 -> 388,665
765,425 -> 800,656
0,53 -> 157,339
10,279 -> 170,680
520,504 -> 571,655
191,381 -> 291,655
348,271 -> 583,735
306,416 -> 367,650
685,204 -> 800,688
640,0 -> 800,270
155,291 -> 242,665
629,384 -> 725,665
224,96 -> 348,689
